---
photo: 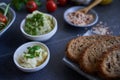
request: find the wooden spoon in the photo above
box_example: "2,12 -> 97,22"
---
76,0 -> 102,14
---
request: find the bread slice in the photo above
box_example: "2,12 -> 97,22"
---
98,44 -> 120,79
79,36 -> 120,74
66,35 -> 112,63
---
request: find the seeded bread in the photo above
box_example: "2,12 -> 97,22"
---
66,35 -> 112,63
79,36 -> 120,74
98,44 -> 120,79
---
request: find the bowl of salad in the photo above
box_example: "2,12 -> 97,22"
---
0,3 -> 16,36
20,10 -> 57,41
13,41 -> 50,72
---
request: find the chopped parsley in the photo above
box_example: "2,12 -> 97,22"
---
24,45 -> 41,59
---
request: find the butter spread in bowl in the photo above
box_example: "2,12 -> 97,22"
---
18,45 -> 48,68
13,42 -> 50,72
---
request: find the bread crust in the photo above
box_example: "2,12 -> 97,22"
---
66,35 -> 112,63
98,44 -> 120,79
79,36 -> 120,74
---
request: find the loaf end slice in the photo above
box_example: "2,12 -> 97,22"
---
79,36 -> 120,74
98,44 -> 120,79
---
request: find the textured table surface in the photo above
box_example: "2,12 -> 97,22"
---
0,0 -> 120,80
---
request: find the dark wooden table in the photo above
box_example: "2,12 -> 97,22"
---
0,0 -> 120,80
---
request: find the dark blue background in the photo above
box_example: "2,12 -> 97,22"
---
0,0 -> 120,80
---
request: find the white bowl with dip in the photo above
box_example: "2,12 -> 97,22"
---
64,6 -> 98,27
20,10 -> 57,41
13,41 -> 50,72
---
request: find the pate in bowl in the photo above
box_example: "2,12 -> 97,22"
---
20,10 -> 57,41
13,41 -> 50,72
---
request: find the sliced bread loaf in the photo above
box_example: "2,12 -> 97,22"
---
66,35 -> 113,63
98,44 -> 120,79
79,36 -> 120,74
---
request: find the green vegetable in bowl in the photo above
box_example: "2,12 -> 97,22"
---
24,10 -> 54,35
0,3 -> 10,31
19,44 -> 48,68
24,45 -> 41,58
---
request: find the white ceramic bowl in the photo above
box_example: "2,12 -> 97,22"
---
13,41 -> 50,72
64,6 -> 98,27
20,13 -> 57,41
70,0 -> 91,5
0,3 -> 16,36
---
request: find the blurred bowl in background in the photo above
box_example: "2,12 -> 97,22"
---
0,2 -> 16,36
70,0 -> 91,5
64,6 -> 98,27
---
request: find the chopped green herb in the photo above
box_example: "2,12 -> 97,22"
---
24,45 -> 41,59
24,11 -> 54,35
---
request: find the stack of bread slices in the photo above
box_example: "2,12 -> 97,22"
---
66,35 -> 120,79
